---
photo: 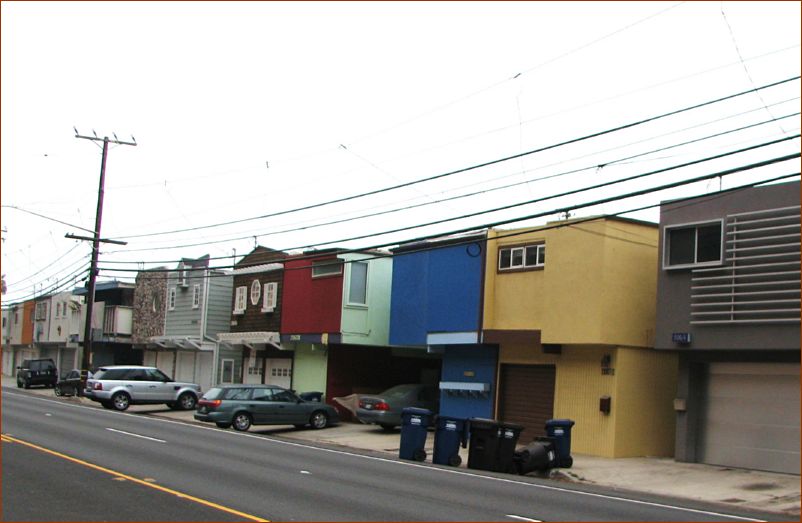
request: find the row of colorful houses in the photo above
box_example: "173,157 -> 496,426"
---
3,181 -> 799,474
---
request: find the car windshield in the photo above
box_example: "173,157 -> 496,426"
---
203,388 -> 224,400
380,385 -> 418,400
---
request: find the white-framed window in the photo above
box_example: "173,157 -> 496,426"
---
35,301 -> 48,321
498,243 -> 546,271
250,279 -> 261,306
192,284 -> 201,309
56,302 -> 61,318
168,287 -> 177,310
347,261 -> 368,306
233,286 -> 247,315
663,220 -> 723,270
178,263 -> 188,287
262,282 -> 278,312
220,359 -> 235,384
312,259 -> 343,278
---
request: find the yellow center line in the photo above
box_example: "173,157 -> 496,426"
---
1,434 -> 269,522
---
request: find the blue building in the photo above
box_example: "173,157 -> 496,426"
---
389,232 -> 497,419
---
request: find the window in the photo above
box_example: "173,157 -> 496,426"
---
35,301 -> 48,321
348,261 -> 368,305
221,359 -> 235,384
312,259 -> 343,278
56,302 -> 61,318
251,388 -> 275,402
168,288 -> 177,310
498,243 -> 546,271
262,282 -> 278,312
192,284 -> 201,309
233,286 -> 247,314
663,220 -> 723,269
250,279 -> 261,306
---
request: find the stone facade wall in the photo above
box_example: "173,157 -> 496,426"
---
132,269 -> 167,345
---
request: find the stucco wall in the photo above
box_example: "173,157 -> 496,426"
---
341,253 -> 392,346
291,343 -> 328,397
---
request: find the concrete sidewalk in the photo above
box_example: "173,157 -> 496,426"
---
3,380 -> 799,518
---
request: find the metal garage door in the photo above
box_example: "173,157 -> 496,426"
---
699,362 -> 800,475
498,364 -> 556,444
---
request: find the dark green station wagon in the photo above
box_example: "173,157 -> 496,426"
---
194,384 -> 340,432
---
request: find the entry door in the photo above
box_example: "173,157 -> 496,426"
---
266,359 -> 292,389
498,364 -> 556,444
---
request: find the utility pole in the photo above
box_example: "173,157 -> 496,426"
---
73,129 -> 136,372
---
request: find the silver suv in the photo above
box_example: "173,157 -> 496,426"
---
85,365 -> 201,412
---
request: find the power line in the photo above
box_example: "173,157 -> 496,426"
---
104,113 -> 800,256
113,76 -> 800,240
1,205 -> 95,234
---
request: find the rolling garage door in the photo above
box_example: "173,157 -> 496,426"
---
699,363 -> 800,474
498,364 -> 556,444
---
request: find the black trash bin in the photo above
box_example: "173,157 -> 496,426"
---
514,437 -> 558,475
399,407 -> 433,461
496,421 -> 524,473
433,416 -> 468,466
545,419 -> 575,468
467,418 -> 500,471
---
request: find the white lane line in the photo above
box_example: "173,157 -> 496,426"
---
6,392 -> 765,522
506,515 -> 541,522
105,427 -> 166,443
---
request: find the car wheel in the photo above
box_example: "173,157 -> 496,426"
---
16,378 -> 22,388
23,379 -> 30,389
54,385 -> 62,396
215,422 -> 232,429
177,392 -> 197,410
101,401 -> 114,409
111,392 -> 131,411
309,411 -> 328,430
232,412 -> 252,432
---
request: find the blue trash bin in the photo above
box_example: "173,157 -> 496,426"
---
545,419 -> 575,468
399,407 -> 433,461
433,416 -> 468,466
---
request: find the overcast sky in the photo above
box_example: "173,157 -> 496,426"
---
2,1 -> 800,303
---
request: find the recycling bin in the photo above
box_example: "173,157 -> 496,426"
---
433,416 -> 468,466
467,418 -> 500,471
545,418 -> 575,468
399,407 -> 433,461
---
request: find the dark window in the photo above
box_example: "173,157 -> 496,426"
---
224,388 -> 251,400
251,388 -> 274,401
94,368 -> 129,380
272,389 -> 296,402
665,221 -> 722,268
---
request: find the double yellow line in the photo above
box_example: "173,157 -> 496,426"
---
1,434 -> 268,522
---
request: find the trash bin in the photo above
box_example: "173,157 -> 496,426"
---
467,419 -> 524,473
514,437 -> 557,475
299,391 -> 323,402
399,407 -> 433,461
433,416 -> 468,466
467,418 -> 500,471
545,418 -> 575,468
496,421 -> 524,473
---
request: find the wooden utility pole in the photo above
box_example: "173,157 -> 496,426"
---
73,130 -> 136,372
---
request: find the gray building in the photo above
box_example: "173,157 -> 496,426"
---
655,181 -> 800,475
139,256 -> 232,391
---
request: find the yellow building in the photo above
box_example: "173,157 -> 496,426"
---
483,217 -> 677,458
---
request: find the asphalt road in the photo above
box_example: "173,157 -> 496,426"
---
1,389 -> 783,522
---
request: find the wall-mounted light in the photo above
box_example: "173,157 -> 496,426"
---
600,395 -> 612,414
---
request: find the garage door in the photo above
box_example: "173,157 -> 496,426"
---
699,362 -> 800,474
498,364 -> 556,445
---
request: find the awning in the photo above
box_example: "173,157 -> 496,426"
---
217,331 -> 286,351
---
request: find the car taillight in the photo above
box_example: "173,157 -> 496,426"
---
93,382 -> 103,391
358,400 -> 365,408
199,399 -> 221,408
375,401 -> 390,411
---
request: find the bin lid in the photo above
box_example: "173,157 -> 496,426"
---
467,417 -> 499,429
498,421 -> 525,431
401,407 -> 434,416
545,418 -> 575,428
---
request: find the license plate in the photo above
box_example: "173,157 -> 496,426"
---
199,407 -> 207,414
364,404 -> 373,410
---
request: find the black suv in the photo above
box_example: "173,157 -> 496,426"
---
17,359 -> 58,389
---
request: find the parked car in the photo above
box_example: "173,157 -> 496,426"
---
194,384 -> 340,432
356,383 -> 439,430
55,369 -> 88,397
84,365 -> 201,412
16,358 -> 58,389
